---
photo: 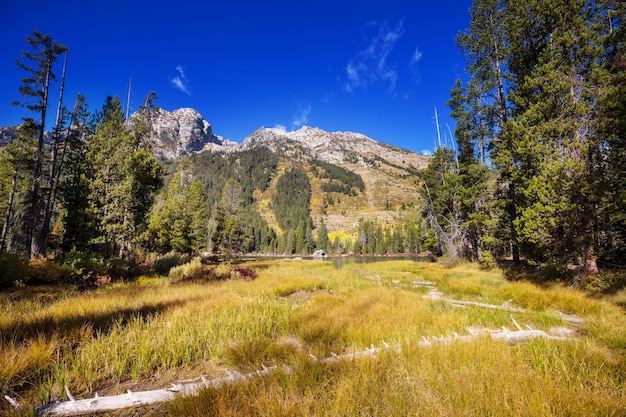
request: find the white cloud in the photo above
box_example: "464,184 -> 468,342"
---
410,47 -> 423,66
421,149 -> 433,156
292,102 -> 312,130
170,65 -> 190,96
344,20 -> 405,92
274,124 -> 287,131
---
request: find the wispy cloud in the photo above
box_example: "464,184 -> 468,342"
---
292,102 -> 312,130
344,20 -> 405,93
410,47 -> 423,66
274,124 -> 287,131
170,65 -> 190,95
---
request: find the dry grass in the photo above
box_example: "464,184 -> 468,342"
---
1,259 -> 625,416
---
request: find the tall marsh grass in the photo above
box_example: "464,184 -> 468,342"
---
1,259 -> 625,416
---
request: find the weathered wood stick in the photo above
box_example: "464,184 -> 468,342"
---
36,366 -> 284,416
34,328 -> 569,416
425,292 -> 584,325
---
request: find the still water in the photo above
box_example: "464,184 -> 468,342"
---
242,255 -> 434,269
325,255 -> 434,269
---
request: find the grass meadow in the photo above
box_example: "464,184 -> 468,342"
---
1,259 -> 625,416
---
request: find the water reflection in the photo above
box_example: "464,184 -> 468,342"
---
240,255 -> 434,269
326,256 -> 434,269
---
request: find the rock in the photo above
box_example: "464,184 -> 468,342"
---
136,107 -> 235,159
239,126 -> 429,170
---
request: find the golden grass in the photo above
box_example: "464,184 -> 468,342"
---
2,259 -> 625,416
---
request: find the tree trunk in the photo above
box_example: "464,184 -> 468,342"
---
28,62 -> 52,258
37,52 -> 68,258
0,171 -> 18,252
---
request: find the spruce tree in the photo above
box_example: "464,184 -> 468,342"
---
12,30 -> 67,257
86,96 -> 161,258
316,219 -> 329,251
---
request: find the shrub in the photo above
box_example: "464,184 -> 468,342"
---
169,259 -> 259,284
231,266 -> 258,281
144,251 -> 192,275
479,250 -> 497,270
27,257 -> 67,284
169,257 -> 207,283
0,252 -> 29,288
60,249 -> 108,285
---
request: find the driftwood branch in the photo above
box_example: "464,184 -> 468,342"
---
4,395 -> 20,409
424,290 -> 584,325
34,327 -> 568,416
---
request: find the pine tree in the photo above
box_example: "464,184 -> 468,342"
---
503,0 -> 604,271
12,30 -> 67,257
419,147 -> 462,259
58,94 -> 95,252
86,96 -> 161,258
447,79 -> 493,262
316,219 -> 329,251
0,121 -> 37,252
596,1 -> 626,263
456,0 -> 520,263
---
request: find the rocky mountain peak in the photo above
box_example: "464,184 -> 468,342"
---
136,107 -> 235,159
239,125 -> 428,170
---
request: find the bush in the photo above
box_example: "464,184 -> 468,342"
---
0,252 -> 29,288
437,252 -> 462,268
27,257 -> 68,284
169,259 -> 259,284
231,266 -> 258,281
479,250 -> 497,270
144,251 -> 192,275
169,257 -> 207,283
60,249 -> 108,286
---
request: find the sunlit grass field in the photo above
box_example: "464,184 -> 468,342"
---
1,260 -> 625,416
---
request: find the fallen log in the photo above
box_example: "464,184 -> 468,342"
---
425,291 -> 584,325
33,327 -> 569,416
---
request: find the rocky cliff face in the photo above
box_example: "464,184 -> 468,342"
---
138,107 -> 235,159
0,125 -> 18,147
239,126 -> 429,171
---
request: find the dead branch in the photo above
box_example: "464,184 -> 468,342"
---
34,327 -> 569,416
424,291 -> 584,325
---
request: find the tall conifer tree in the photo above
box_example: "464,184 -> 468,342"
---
13,30 -> 67,257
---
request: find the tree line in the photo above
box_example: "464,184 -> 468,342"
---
421,0 -> 625,275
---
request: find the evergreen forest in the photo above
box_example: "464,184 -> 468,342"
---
1,0 -> 625,289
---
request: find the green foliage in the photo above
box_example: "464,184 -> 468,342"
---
353,218 -> 424,255
310,158 -> 365,195
12,31 -> 68,258
59,249 -> 109,284
0,251 -> 29,288
146,171 -> 208,254
316,220 -> 329,251
272,167 -> 313,254
438,0 -> 626,277
272,167 -> 312,231
58,94 -> 96,252
168,257 -> 207,283
86,96 -> 163,258
142,251 -> 192,275
419,147 -> 461,258
27,257 -> 67,284
191,147 -> 278,207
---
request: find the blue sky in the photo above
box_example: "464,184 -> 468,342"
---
0,0 -> 471,155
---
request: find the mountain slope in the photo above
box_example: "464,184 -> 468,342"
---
229,126 -> 428,236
